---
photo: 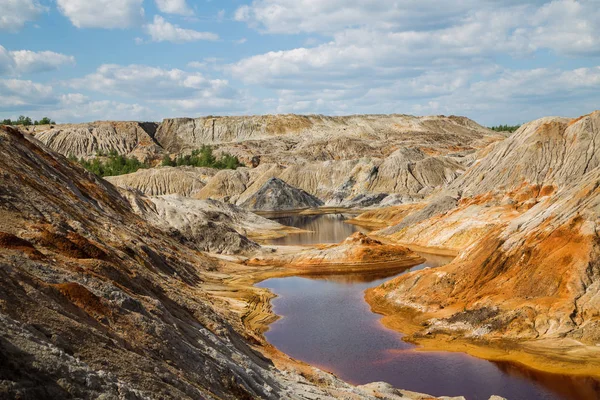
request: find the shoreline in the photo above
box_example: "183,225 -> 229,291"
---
364,289 -> 600,379
216,210 -> 600,392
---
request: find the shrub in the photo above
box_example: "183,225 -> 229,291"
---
75,151 -> 149,177
161,154 -> 175,167
174,145 -> 242,170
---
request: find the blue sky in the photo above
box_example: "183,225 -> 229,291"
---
1,0 -> 599,125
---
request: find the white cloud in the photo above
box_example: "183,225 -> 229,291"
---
144,16 -> 219,43
0,46 -> 75,76
57,0 -> 144,29
527,0 -> 600,56
155,0 -> 193,16
69,64 -> 250,115
0,79 -> 56,111
55,93 -> 154,122
10,50 -> 75,74
0,0 -> 45,32
226,0 -> 600,124
236,1 -> 600,56
234,0 -> 519,34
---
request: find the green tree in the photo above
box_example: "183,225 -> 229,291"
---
16,116 -> 33,126
161,154 -> 175,167
76,151 -> 148,177
38,117 -> 55,125
174,145 -> 242,170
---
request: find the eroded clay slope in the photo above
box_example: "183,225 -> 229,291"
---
106,166 -> 217,197
155,114 -> 500,155
98,114 -> 504,208
33,121 -> 161,161
367,111 -> 600,346
240,177 -> 324,211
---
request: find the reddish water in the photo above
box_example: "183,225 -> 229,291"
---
258,214 -> 600,400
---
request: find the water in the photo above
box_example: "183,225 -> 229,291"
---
257,213 -> 600,400
265,213 -> 368,245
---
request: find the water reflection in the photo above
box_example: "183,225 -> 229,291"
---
259,213 -> 600,400
493,361 -> 600,400
266,213 -> 368,245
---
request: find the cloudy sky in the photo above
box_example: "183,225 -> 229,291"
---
1,0 -> 599,125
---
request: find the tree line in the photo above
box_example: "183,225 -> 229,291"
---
161,145 -> 242,170
69,145 -> 242,178
488,124 -> 521,133
2,116 -> 56,126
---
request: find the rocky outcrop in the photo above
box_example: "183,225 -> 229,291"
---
366,111 -> 600,350
154,114 -> 501,155
248,232 -> 425,275
239,177 -> 324,211
32,121 -> 161,161
124,194 -> 301,253
106,166 -> 216,197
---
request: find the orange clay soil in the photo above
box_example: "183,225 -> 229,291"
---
364,219 -> 600,378
366,291 -> 600,379
244,232 -> 426,275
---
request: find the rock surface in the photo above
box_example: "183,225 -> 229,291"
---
41,114 -> 504,208
106,166 -> 216,197
32,121 -> 161,162
239,177 -> 324,211
247,232 -> 425,274
366,111 -> 600,351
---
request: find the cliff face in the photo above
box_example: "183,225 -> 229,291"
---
33,121 -> 161,162
106,166 -> 217,197
28,114 -> 505,208
367,111 -> 600,345
154,114 -> 499,153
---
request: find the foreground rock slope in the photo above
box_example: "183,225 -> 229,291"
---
0,126 -> 476,399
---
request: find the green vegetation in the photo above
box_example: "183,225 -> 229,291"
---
1,115 -> 56,126
162,145 -> 243,170
70,145 -> 242,178
70,150 -> 148,177
488,124 -> 521,133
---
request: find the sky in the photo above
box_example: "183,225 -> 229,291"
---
0,0 -> 599,126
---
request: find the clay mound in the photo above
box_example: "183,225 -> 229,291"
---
33,121 -> 161,161
106,166 -> 216,196
125,194 -> 296,254
239,177 -> 324,211
449,112 -> 600,198
248,232 -> 425,273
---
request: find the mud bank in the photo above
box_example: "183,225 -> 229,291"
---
365,284 -> 600,380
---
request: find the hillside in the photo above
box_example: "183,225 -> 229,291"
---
363,111 -> 600,374
48,114 -> 503,208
